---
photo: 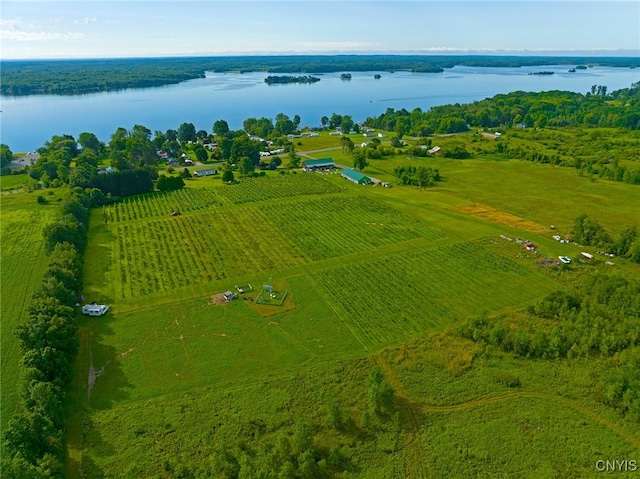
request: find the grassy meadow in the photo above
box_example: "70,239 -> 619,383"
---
0,191 -> 59,427
69,129 -> 640,477
2,127 -> 636,477
0,174 -> 28,191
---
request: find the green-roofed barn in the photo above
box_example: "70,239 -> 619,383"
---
341,168 -> 372,185
301,158 -> 335,171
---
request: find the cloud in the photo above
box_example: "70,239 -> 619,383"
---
1,16 -> 87,41
84,16 -> 97,24
0,30 -> 85,41
295,41 -> 383,50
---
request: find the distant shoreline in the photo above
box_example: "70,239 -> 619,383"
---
2,54 -> 639,97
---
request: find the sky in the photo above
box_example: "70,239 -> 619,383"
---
1,1 -> 639,59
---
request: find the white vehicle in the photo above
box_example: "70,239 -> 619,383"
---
82,303 -> 110,316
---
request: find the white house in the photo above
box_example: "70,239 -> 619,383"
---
194,169 -> 217,177
377,132 -> 387,138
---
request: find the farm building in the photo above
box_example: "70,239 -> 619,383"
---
482,133 -> 499,140
342,168 -> 372,185
302,158 -> 335,171
427,146 -> 441,155
193,169 -> 217,177
223,291 -> 237,302
82,304 -> 109,316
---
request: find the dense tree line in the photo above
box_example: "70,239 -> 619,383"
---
458,273 -> 640,422
264,75 -> 320,84
90,168 -> 155,196
1,143 -> 14,172
155,174 -> 185,192
2,189 -> 90,477
3,56 -> 638,96
365,84 -> 640,136
571,214 -> 640,261
394,165 -> 441,188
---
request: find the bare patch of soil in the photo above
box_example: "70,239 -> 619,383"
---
210,293 -> 228,305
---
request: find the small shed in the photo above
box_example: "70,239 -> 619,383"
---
223,291 -> 237,302
341,168 -> 372,185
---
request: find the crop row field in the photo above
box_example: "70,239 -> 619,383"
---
110,206 -> 306,300
261,195 -> 446,262
102,173 -> 346,224
312,241 -> 558,350
103,188 -> 223,223
92,191 -> 449,300
216,173 -> 345,204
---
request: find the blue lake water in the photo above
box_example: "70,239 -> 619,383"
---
1,64 -> 638,152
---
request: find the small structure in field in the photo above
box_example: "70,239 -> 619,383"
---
223,291 -> 237,302
558,256 -> 572,264
235,284 -> 253,294
581,252 -> 593,260
171,211 -> 181,216
82,303 -> 109,316
524,241 -> 535,251
256,284 -> 288,306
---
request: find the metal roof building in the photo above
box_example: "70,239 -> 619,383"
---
341,168 -> 372,185
302,158 -> 335,170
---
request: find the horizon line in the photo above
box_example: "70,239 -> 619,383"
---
3,49 -> 640,62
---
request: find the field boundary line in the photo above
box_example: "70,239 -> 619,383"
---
374,351 -> 640,452
421,390 -> 640,450
304,273 -> 370,353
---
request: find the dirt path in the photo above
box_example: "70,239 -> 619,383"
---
87,347 -> 110,399
375,356 -> 640,454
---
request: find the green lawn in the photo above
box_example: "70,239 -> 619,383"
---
68,151 -> 640,477
0,173 -> 28,190
0,192 -> 58,427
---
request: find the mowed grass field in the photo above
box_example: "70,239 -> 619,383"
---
71,142 -> 640,477
0,192 -> 58,428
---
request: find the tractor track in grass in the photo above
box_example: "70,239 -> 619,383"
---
375,356 -> 640,455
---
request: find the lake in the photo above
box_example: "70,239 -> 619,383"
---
1,64 -> 638,152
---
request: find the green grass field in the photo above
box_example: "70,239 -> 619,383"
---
0,174 -> 28,190
0,128 -> 631,477
0,192 -> 58,428
66,144 -> 640,477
